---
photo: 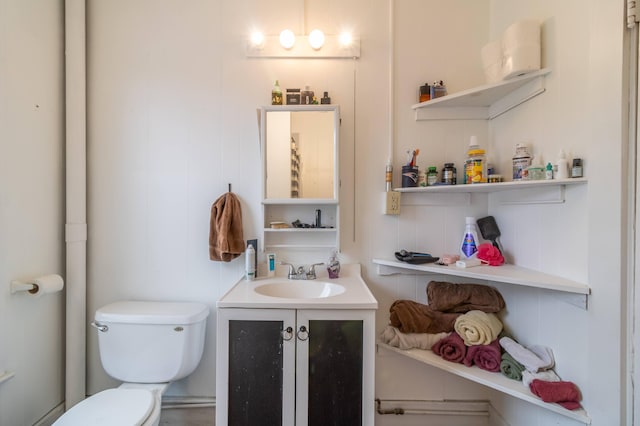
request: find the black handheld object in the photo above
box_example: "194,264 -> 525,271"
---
476,216 -> 503,253
395,250 -> 439,264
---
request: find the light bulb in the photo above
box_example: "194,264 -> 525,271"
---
339,32 -> 353,47
308,29 -> 325,50
249,31 -> 265,49
279,29 -> 296,49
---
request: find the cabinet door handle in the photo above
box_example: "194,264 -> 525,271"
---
281,326 -> 294,341
297,325 -> 309,341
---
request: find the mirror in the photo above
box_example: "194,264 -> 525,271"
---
261,105 -> 339,200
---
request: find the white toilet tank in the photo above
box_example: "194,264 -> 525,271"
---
94,301 -> 209,383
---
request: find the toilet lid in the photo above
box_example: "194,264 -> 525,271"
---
55,388 -> 154,426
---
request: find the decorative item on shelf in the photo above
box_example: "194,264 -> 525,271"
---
301,85 -> 314,104
419,83 -> 431,102
286,88 -> 301,105
430,80 -> 447,98
320,91 -> 331,104
271,80 -> 283,105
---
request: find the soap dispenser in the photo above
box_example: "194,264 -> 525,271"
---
327,249 -> 340,279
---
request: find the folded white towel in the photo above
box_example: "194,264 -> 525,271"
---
522,369 -> 561,387
380,325 -> 450,350
499,337 -> 555,373
454,310 -> 503,346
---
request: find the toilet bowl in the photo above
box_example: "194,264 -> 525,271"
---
54,301 -> 209,426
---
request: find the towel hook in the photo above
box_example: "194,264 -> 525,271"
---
228,183 -> 232,192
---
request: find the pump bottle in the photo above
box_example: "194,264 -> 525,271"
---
245,244 -> 256,280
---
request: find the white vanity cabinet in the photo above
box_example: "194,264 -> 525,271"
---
216,307 -> 375,426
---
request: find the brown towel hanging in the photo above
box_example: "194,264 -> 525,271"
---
209,192 -> 244,262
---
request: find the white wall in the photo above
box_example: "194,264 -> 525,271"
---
0,1 -> 65,425
84,0 -> 626,424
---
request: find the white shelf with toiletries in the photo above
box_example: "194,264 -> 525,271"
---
377,342 -> 591,424
372,258 -> 589,295
394,177 -> 586,194
412,68 -> 551,121
262,201 -> 340,251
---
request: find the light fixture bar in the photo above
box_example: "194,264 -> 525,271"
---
246,34 -> 360,59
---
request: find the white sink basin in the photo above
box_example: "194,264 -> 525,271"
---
254,281 -> 346,299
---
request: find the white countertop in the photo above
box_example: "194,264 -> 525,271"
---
217,263 -> 378,309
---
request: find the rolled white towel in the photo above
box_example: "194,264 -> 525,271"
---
454,310 -> 503,346
380,325 -> 450,350
499,336 -> 555,373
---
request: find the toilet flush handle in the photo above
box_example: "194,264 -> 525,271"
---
90,321 -> 108,332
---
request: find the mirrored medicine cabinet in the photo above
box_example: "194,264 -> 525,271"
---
260,105 -> 340,251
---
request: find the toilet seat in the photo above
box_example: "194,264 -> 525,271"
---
53,388 -> 155,425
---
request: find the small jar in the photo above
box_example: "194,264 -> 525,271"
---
419,83 -> 431,103
572,158 -> 583,178
427,166 -> 438,186
441,163 -> 456,185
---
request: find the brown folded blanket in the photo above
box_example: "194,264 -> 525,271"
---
390,300 -> 460,334
426,281 -> 506,313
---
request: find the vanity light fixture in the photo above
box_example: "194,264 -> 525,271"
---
308,29 -> 325,50
279,29 -> 296,49
250,31 -> 265,49
246,30 -> 360,58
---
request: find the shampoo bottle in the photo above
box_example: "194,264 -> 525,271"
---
460,217 -> 479,259
555,149 -> 569,179
245,244 -> 256,281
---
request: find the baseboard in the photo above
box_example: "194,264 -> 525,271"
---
33,403 -> 65,426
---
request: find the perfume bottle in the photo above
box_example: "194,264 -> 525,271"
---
327,249 -> 340,279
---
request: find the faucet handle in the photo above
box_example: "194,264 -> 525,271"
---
280,262 -> 295,278
307,263 -> 324,279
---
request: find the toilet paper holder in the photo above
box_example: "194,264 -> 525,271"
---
9,274 -> 64,296
10,280 -> 39,294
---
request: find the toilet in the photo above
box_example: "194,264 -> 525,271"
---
54,300 -> 209,426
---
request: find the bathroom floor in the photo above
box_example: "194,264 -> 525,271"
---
160,407 -> 215,425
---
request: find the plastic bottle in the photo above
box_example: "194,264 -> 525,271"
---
460,217 -> 479,260
545,162 -> 554,180
465,136 -> 487,184
555,149 -> 569,179
271,80 -> 283,105
245,244 -> 256,281
512,143 -> 532,181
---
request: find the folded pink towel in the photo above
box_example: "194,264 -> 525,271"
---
463,338 -> 502,372
431,332 -> 466,363
529,379 -> 582,410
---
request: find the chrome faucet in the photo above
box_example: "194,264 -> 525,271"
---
280,262 -> 324,280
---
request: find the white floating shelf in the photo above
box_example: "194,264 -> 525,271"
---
394,178 -> 586,194
372,258 -> 589,296
262,198 -> 338,205
412,68 -> 551,121
378,343 -> 590,424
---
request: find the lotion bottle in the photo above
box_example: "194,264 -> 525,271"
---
245,244 -> 256,281
460,217 -> 479,260
555,149 -> 569,179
